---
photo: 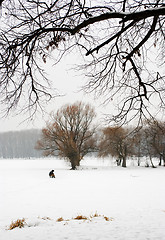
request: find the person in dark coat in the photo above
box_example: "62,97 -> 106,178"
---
49,169 -> 55,178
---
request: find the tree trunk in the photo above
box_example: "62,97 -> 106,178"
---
122,156 -> 126,168
149,155 -> 156,168
70,158 -> 77,170
70,154 -> 81,170
163,152 -> 165,166
158,154 -> 162,166
138,157 -> 140,166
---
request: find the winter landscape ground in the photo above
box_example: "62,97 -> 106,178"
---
0,157 -> 165,240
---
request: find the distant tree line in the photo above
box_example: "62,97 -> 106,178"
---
98,120 -> 165,168
0,129 -> 43,159
36,102 -> 165,169
0,102 -> 164,169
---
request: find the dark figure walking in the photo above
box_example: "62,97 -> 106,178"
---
49,170 -> 55,178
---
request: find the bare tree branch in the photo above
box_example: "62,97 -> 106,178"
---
0,0 -> 165,124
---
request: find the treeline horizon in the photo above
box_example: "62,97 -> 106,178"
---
0,120 -> 165,169
0,129 -> 43,159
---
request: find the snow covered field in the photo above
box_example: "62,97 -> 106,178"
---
0,157 -> 165,240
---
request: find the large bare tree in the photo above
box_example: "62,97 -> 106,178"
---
0,1 -> 165,123
36,102 -> 97,169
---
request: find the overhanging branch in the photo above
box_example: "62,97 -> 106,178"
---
86,20 -> 136,56
124,15 -> 158,62
72,6 -> 165,34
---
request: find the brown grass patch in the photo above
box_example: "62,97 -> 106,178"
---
74,215 -> 88,220
56,217 -> 64,222
9,218 -> 26,230
40,216 -> 51,220
104,216 -> 110,221
91,212 -> 101,218
104,216 -> 114,221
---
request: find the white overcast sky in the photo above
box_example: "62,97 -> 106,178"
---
0,45 -> 163,132
0,53 -> 114,132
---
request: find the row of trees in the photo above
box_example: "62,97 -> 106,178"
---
0,129 -> 42,159
36,102 -> 165,169
99,123 -> 165,168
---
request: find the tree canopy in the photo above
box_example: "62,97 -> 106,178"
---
99,126 -> 134,167
0,0 -> 165,124
36,102 -> 97,169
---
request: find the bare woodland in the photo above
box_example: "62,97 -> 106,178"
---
35,102 -> 165,168
0,1 -> 165,124
0,102 -> 164,168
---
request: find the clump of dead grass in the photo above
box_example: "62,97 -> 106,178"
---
104,216 -> 110,221
8,218 -> 26,230
56,217 -> 64,222
90,211 -> 101,218
40,216 -> 51,221
73,215 -> 88,220
103,216 -> 114,221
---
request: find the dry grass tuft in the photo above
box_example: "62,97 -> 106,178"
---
91,211 -> 101,218
74,215 -> 88,220
104,216 -> 110,221
9,218 -> 26,230
103,216 -> 114,221
40,216 -> 51,220
56,217 -> 64,222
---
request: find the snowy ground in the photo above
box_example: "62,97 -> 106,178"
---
0,157 -> 165,240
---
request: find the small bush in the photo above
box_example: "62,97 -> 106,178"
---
9,218 -> 26,230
